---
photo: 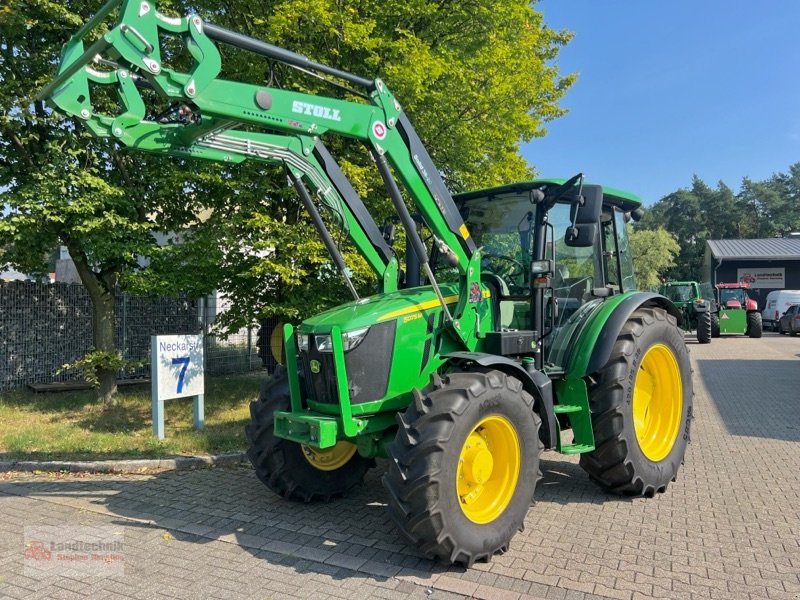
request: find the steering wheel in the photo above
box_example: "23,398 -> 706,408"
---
482,253 -> 525,287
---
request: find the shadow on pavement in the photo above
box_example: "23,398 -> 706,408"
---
696,358 -> 800,442
2,447 -> 627,584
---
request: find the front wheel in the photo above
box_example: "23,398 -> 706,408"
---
711,313 -> 720,338
696,311 -> 712,344
746,312 -> 763,338
383,370 -> 542,566
246,368 -> 374,502
579,307 -> 693,496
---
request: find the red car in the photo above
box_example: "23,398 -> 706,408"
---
778,304 -> 800,336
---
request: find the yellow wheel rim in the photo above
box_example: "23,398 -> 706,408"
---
300,441 -> 357,471
270,321 -> 284,365
632,343 -> 682,461
456,415 -> 520,524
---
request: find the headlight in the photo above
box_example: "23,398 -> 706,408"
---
297,334 -> 309,352
315,334 -> 333,352
314,327 -> 370,353
341,327 -> 369,352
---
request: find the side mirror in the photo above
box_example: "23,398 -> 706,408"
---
564,184 -> 603,247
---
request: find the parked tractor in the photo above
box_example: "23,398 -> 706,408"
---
713,283 -> 762,338
41,0 -> 694,566
658,281 -> 712,343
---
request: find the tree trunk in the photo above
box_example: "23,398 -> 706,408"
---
93,291 -> 119,405
66,243 -> 119,406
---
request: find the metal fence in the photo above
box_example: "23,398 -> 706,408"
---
0,281 -> 275,392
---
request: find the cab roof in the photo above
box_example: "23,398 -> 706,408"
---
453,179 -> 642,212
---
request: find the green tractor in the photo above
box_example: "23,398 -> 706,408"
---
658,281 -> 713,343
713,283 -> 762,338
41,0 -> 694,566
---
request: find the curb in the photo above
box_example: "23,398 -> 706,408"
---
0,452 -> 248,474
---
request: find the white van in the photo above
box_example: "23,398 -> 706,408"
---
762,290 -> 800,331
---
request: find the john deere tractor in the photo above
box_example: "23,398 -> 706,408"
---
41,0 -> 694,566
713,283 -> 762,338
659,281 -> 712,343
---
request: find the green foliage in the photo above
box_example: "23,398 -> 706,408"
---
627,225 -> 680,291
59,349 -> 146,387
170,0 -> 575,329
1,0 -> 574,343
638,163 -> 800,280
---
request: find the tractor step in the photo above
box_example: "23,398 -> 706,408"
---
560,443 -> 595,454
553,379 -> 596,454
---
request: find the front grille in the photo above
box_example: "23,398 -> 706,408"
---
299,321 -> 395,406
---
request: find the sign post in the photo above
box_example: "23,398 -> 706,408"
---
151,334 -> 205,439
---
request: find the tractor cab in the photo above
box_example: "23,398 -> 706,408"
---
451,179 -> 642,372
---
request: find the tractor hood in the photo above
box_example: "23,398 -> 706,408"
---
299,283 -> 460,333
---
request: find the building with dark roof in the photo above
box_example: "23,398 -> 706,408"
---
703,238 -> 800,307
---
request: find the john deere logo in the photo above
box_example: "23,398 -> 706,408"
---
309,359 -> 321,374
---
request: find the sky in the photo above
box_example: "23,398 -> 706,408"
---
524,1 -> 800,205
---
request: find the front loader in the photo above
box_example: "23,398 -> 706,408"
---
40,0 -> 694,566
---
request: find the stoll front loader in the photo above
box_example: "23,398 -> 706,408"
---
40,0 -> 693,566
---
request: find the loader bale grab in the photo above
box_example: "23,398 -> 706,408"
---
39,0 -> 694,566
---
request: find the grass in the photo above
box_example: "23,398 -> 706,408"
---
0,374 -> 263,461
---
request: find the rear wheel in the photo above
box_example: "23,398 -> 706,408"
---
746,312 -> 763,338
383,370 -> 542,566
246,368 -> 374,501
579,307 -> 693,496
696,311 -> 711,344
711,313 -> 720,338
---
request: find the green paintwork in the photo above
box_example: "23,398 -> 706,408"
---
39,0 -> 670,462
552,378 -> 594,453
562,292 -> 640,380
718,308 -> 747,334
659,281 -> 710,332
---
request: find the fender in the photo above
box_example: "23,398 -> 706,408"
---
566,291 -> 682,379
442,351 -> 557,450
693,300 -> 710,313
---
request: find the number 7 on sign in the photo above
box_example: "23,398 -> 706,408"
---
172,356 -> 190,393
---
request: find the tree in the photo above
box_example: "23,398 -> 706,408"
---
147,0 -> 577,330
628,225 -> 680,290
739,163 -> 800,238
1,0 -> 575,402
640,164 -> 800,280
0,1 -> 214,404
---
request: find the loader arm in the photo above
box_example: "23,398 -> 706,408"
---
39,0 -> 481,347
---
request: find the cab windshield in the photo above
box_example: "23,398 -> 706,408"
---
719,288 -> 747,305
663,285 -> 694,303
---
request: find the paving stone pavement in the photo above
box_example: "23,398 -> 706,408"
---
1,333 -> 799,600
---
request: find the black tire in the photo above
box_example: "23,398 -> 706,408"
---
245,368 -> 374,501
696,311 -> 712,344
711,313 -> 720,338
383,370 -> 542,566
746,312 -> 763,338
579,307 -> 693,496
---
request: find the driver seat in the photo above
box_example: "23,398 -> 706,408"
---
481,273 -> 514,330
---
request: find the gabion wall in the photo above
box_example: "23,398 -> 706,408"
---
0,281 -> 263,391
